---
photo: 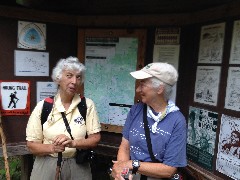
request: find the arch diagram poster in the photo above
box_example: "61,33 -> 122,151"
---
0,81 -> 30,116
18,21 -> 46,50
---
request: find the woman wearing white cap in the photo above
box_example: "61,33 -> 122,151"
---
112,63 -> 187,180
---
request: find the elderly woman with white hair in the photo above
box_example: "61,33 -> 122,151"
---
26,56 -> 101,180
112,63 -> 187,180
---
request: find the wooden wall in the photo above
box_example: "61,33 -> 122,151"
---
0,16 -> 78,144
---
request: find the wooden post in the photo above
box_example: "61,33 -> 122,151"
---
21,154 -> 33,180
0,112 -> 11,180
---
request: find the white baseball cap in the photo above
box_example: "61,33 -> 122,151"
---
130,62 -> 178,86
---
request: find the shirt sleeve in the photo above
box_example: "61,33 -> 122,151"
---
85,98 -> 101,135
26,100 -> 44,142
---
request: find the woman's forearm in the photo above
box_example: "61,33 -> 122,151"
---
27,141 -> 54,156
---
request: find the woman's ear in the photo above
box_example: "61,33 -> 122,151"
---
55,77 -> 61,84
157,85 -> 164,95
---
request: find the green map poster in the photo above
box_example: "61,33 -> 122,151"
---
84,37 -> 138,125
187,106 -> 218,171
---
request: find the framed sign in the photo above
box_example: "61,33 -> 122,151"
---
18,21 -> 46,50
0,81 -> 31,116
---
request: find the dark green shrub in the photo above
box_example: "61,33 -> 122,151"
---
0,156 -> 21,180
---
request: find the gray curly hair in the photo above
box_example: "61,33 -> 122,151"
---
51,56 -> 86,84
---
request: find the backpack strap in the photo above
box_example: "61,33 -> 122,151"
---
41,96 -> 87,127
41,96 -> 54,127
77,96 -> 87,121
77,97 -> 88,138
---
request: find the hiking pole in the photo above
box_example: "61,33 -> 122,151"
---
55,152 -> 62,180
0,112 -> 11,180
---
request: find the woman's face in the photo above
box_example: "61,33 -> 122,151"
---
58,69 -> 82,96
136,78 -> 159,104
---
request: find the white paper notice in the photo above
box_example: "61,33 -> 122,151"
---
15,50 -> 49,76
36,82 -> 58,102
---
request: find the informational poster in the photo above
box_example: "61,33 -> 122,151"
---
153,45 -> 180,102
18,21 -> 46,50
198,23 -> 225,64
225,67 -> 240,111
14,50 -> 49,76
187,106 -> 218,171
155,28 -> 180,45
36,82 -> 58,103
0,81 -> 30,116
216,114 -> 240,180
84,37 -> 137,125
194,66 -> 221,106
153,45 -> 180,68
229,20 -> 240,64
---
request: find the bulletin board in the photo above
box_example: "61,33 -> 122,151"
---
77,29 -> 146,133
179,20 -> 240,180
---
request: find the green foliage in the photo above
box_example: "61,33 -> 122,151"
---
0,156 -> 21,180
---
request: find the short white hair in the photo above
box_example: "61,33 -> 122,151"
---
51,56 -> 86,84
150,77 -> 173,101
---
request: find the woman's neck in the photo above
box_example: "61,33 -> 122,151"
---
58,92 -> 74,111
150,100 -> 168,113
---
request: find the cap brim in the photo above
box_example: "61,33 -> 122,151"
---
130,70 -> 153,79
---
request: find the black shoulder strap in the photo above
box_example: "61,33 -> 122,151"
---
78,97 -> 88,138
143,104 -> 160,163
61,97 -> 87,140
77,96 -> 87,122
61,112 -> 74,140
41,96 -> 87,126
41,96 -> 54,126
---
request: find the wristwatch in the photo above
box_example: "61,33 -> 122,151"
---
132,160 -> 140,174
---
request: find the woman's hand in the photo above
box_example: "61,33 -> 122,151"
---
112,165 -> 133,180
51,144 -> 65,153
52,134 -> 74,147
114,175 -> 133,180
112,160 -> 132,180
